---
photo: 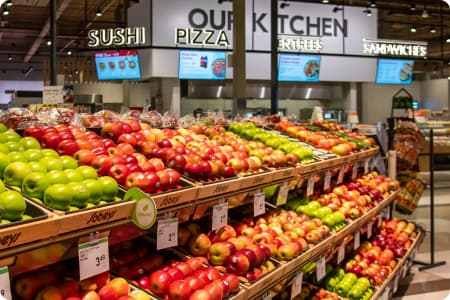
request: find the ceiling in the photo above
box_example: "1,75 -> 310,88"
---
0,0 -> 449,79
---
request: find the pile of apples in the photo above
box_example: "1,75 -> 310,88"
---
13,270 -> 149,300
321,268 -> 374,300
227,122 -> 314,164
371,218 -> 416,258
273,120 -> 358,156
0,179 -> 29,223
179,222 -> 276,283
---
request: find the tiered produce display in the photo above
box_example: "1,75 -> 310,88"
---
0,112 -> 423,300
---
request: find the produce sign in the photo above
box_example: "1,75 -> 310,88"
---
179,50 -> 227,80
95,50 -> 141,80
375,58 -> 414,85
278,54 -> 321,82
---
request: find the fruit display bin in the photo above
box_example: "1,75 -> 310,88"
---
238,168 -> 275,190
0,198 -> 54,251
150,177 -> 199,210
193,176 -> 243,200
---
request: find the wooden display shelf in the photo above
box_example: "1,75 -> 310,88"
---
151,178 -> 198,209
195,177 -> 242,199
240,259 -> 286,299
239,169 -> 274,190
270,167 -> 297,182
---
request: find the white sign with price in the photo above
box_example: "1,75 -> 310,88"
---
364,158 -> 370,173
337,167 -> 345,184
337,243 -> 346,264
276,182 -> 289,206
352,164 -> 358,180
316,256 -> 327,282
323,171 -> 331,191
290,272 -> 303,300
367,221 -> 373,238
157,218 -> 179,250
307,175 -> 314,196
0,267 -> 11,300
254,191 -> 266,217
78,237 -> 110,281
354,231 -> 360,250
212,202 -> 228,230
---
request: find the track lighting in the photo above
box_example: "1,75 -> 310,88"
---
410,25 -> 417,33
95,7 -> 102,17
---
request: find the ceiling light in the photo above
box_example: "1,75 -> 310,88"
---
363,8 -> 372,16
322,0 -> 329,3
5,0 -> 12,6
369,0 -> 376,8
410,25 -> 417,33
409,2 -> 416,10
67,50 -> 72,55
448,76 -> 450,80
46,40 -> 52,46
446,37 -> 450,43
95,7 -> 102,17
430,27 -> 436,33
2,6 -> 10,15
421,9 -> 429,18
7,55 -> 12,61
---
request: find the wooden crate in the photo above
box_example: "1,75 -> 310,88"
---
239,169 -> 274,190
195,177 -> 242,199
152,178 -> 198,209
270,167 -> 297,182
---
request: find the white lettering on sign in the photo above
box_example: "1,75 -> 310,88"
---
363,38 -> 427,57
175,27 -> 230,47
88,27 -> 146,47
278,35 -> 323,52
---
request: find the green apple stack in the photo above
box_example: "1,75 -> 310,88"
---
98,176 -> 119,202
44,184 -> 73,211
0,179 -> 28,222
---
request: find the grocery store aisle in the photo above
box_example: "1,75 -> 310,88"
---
393,180 -> 450,299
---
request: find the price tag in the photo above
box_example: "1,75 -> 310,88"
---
254,191 -> 266,217
0,267 -> 11,300
354,231 -> 360,250
393,274 -> 399,292
316,257 -> 326,282
337,167 -> 345,184
323,171 -> 331,191
337,243 -> 346,264
367,221 -> 373,238
276,182 -> 289,206
352,164 -> 358,180
212,202 -> 228,230
78,237 -> 110,281
157,218 -> 178,250
297,177 -> 305,188
290,272 -> 303,300
262,291 -> 272,300
378,213 -> 383,227
385,206 -> 391,219
364,158 -> 370,174
307,175 -> 314,196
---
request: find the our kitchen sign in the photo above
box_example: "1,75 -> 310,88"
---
152,0 -> 377,55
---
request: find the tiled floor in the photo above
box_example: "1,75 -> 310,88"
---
393,171 -> 450,299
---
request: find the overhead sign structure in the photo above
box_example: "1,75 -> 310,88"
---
363,38 -> 427,57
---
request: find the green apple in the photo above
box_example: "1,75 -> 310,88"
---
0,124 -> 7,133
3,162 -> 32,187
22,172 -> 51,200
60,155 -> 78,170
0,190 -> 26,221
0,179 -> 4,192
98,176 -> 119,202
68,182 -> 90,208
64,169 -> 83,182
8,151 -> 27,162
28,161 -> 47,173
0,152 -> 11,178
2,131 -> 21,142
39,157 -> 63,171
0,143 -> 9,153
44,184 -> 73,211
40,149 -> 59,157
77,166 -> 98,180
23,149 -> 43,162
83,179 -> 103,204
19,137 -> 41,150
47,170 -> 68,184
6,141 -> 25,152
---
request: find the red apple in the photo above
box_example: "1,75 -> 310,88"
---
149,270 -> 173,296
184,276 -> 205,291
41,133 -> 62,149
169,280 -> 193,300
125,172 -> 150,190
225,253 -> 250,276
202,282 -> 223,300
221,273 -> 240,294
98,285 -> 118,300
189,289 -> 212,300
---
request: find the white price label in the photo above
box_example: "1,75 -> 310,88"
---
157,218 -> 179,250
276,182 -> 289,206
393,274 -> 399,292
337,167 -> 345,184
316,257 -> 327,282
78,237 -> 110,281
354,231 -> 360,250
364,158 -> 370,173
337,243 -> 346,264
323,171 -> 331,191
262,291 -> 272,300
307,175 -> 314,196
352,164 -> 358,180
254,192 -> 266,217
212,202 -> 228,230
367,221 -> 373,238
290,272 -> 303,300
385,206 -> 391,219
0,267 -> 11,300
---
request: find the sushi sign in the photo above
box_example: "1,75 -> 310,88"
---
88,27 -> 146,48
363,38 -> 427,57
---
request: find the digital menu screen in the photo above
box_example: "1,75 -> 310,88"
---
178,50 -> 226,80
375,58 -> 414,85
278,54 -> 321,82
95,50 -> 141,80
